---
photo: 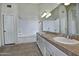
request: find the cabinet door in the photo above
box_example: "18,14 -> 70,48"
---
37,35 -> 67,56
37,35 -> 46,55
49,43 -> 67,56
46,48 -> 51,56
44,39 -> 67,56
44,39 -> 55,56
46,47 -> 55,56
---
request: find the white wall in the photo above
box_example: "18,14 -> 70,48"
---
1,3 -> 18,15
17,4 -> 39,43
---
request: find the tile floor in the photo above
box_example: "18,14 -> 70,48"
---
0,42 -> 42,56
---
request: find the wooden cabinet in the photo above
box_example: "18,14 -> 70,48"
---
37,34 -> 67,56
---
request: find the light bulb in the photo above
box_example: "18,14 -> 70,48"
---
46,13 -> 51,18
41,12 -> 47,18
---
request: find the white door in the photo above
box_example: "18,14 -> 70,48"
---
3,15 -> 15,44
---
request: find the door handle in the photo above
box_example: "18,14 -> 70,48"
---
4,30 -> 6,32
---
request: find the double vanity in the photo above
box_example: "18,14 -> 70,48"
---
36,32 -> 79,56
36,3 -> 79,56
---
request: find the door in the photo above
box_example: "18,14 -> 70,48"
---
3,15 -> 15,44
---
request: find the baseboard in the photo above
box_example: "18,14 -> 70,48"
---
5,43 -> 15,45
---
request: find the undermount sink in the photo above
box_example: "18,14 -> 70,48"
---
53,37 -> 79,45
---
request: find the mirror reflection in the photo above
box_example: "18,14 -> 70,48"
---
42,3 -> 79,35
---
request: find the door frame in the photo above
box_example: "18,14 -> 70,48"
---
1,14 -> 17,46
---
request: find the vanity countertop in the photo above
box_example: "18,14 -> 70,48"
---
37,32 -> 79,56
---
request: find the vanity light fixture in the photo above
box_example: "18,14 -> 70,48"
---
46,13 -> 51,18
41,12 -> 47,18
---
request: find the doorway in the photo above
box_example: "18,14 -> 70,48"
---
3,15 -> 15,44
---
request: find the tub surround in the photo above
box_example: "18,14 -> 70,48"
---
37,31 -> 79,56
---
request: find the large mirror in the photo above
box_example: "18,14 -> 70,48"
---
43,5 -> 59,33
42,4 -> 67,34
42,3 -> 79,35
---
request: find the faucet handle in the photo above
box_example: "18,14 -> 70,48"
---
67,35 -> 69,39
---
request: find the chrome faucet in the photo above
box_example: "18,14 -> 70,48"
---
67,35 -> 69,39
65,33 -> 73,39
70,33 -> 73,39
67,33 -> 72,39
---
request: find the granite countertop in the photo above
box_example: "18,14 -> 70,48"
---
38,32 -> 79,56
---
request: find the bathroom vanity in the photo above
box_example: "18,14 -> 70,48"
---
36,32 -> 79,56
37,4 -> 79,56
